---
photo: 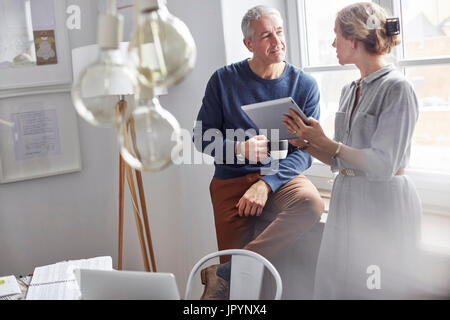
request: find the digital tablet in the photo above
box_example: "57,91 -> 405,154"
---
241,97 -> 310,140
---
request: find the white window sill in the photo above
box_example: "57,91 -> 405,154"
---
314,188 -> 450,255
305,161 -> 450,216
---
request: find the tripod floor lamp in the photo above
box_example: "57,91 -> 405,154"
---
71,0 -> 196,272
116,97 -> 157,272
71,43 -> 159,272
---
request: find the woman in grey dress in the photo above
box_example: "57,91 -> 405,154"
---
283,2 -> 422,299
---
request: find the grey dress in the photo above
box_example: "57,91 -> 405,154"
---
313,65 -> 422,299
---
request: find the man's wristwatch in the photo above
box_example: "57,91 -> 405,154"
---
236,141 -> 246,162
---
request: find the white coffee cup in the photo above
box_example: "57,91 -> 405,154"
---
269,140 -> 289,160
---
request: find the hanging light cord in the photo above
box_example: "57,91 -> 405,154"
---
108,0 -> 117,15
134,0 -> 144,63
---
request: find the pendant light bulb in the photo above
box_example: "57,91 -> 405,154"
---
128,0 -> 196,89
72,9 -> 134,127
118,86 -> 182,171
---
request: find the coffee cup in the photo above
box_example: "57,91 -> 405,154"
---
268,140 -> 289,160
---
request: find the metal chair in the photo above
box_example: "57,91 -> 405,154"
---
185,249 -> 283,300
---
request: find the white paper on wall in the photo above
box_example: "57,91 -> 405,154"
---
11,108 -> 61,161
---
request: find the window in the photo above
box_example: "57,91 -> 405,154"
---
400,0 -> 450,174
287,0 -> 450,211
401,0 -> 450,59
303,0 -> 359,67
407,64 -> 450,173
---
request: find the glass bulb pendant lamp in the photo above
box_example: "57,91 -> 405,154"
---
128,0 -> 197,89
72,10 -> 134,127
118,85 -> 182,171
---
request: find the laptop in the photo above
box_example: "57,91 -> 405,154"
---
74,269 -> 180,300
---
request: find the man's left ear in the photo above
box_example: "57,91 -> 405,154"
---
243,38 -> 253,53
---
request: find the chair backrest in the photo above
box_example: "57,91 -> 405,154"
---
185,249 -> 282,300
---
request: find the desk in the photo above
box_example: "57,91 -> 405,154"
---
0,276 -> 31,300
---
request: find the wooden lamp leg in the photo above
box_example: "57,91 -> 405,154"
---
135,170 -> 157,272
118,155 -> 125,270
116,97 -> 157,273
124,161 -> 151,272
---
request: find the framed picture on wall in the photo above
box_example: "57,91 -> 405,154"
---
0,0 -> 72,90
0,89 -> 81,184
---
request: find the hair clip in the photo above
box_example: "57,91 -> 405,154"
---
365,7 -> 382,30
385,18 -> 400,36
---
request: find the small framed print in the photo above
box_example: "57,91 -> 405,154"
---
0,0 -> 71,90
34,30 -> 58,65
0,89 -> 82,184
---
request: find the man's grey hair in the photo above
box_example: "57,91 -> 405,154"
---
241,5 -> 284,41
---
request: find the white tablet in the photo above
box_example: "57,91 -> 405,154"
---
241,97 -> 310,140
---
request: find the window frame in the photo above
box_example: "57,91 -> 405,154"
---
286,0 -> 450,214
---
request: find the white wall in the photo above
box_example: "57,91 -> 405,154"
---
151,0 -> 229,297
0,0 -> 227,299
0,0 -> 117,276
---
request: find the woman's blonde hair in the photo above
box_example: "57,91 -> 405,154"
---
336,2 -> 401,55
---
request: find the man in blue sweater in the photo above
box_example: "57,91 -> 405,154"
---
194,5 -> 324,299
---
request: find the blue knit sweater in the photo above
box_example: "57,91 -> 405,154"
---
194,59 -> 320,192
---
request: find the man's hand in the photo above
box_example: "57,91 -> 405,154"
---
236,180 -> 271,217
237,135 -> 269,163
